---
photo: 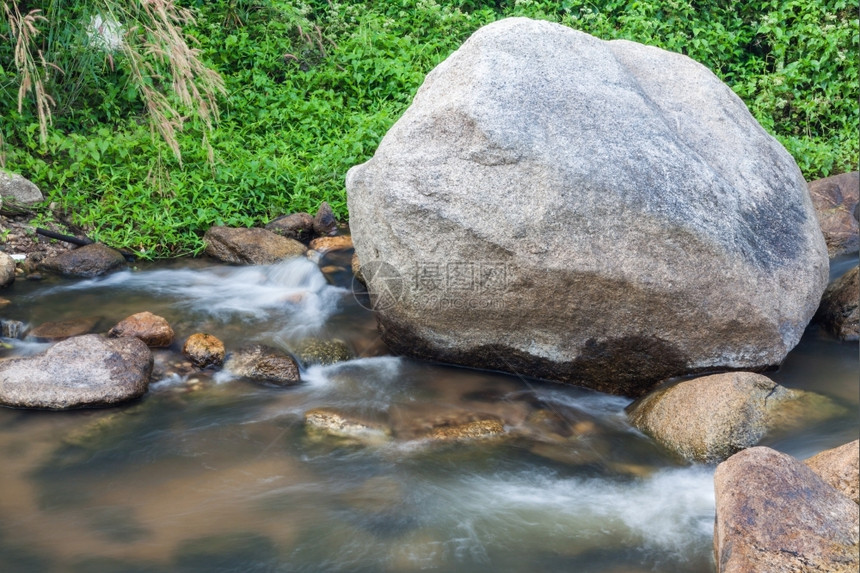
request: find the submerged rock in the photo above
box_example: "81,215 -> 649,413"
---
203,226 -> 307,265
626,372 -> 842,463
0,334 -> 153,409
182,333 -> 225,368
39,243 -> 126,278
291,338 -> 353,366
0,252 -> 14,288
266,212 -> 315,243
714,447 -> 859,573
224,344 -> 300,386
346,17 -> 828,397
0,319 -> 26,339
815,265 -> 859,341
27,316 -> 100,341
425,415 -> 506,441
304,407 -> 391,445
808,171 -> 860,257
108,311 -> 174,348
804,440 -> 860,505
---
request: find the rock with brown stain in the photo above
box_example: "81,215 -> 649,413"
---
714,446 -> 859,573
108,311 -> 174,348
224,344 -> 300,386
815,265 -> 859,341
27,316 -> 100,342
203,226 -> 306,265
266,212 -> 315,243
309,235 -> 353,253
39,243 -> 126,277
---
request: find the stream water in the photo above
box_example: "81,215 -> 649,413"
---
0,249 -> 857,573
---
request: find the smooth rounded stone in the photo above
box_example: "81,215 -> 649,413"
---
0,334 -> 153,409
265,212 -> 314,243
714,447 -> 860,573
27,316 -> 100,341
224,344 -> 300,386
804,440 -> 860,505
0,252 -> 15,288
346,17 -> 829,397
312,201 -> 338,237
308,235 -> 353,253
303,407 -> 392,445
108,311 -> 174,348
291,337 -> 353,366
182,333 -> 225,368
815,265 -> 859,341
808,171 -> 859,257
39,243 -> 126,278
203,226 -> 307,265
626,372 -> 840,463
0,170 -> 43,204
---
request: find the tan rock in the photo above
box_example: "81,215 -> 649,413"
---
108,311 -> 174,347
224,344 -> 300,386
182,333 -> 225,368
808,171 -> 859,257
309,235 -> 353,253
304,407 -> 391,445
203,226 -> 306,265
0,252 -> 14,288
804,440 -> 860,505
714,447 -> 859,573
425,415 -> 506,441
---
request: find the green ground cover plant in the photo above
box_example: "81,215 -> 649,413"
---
1,0 -> 857,257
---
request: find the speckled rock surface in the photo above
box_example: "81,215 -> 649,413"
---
39,243 -> 126,278
346,17 -> 828,397
182,333 -> 225,368
804,439 -> 860,505
714,447 -> 859,573
815,265 -> 859,341
0,252 -> 14,287
224,344 -> 300,386
808,171 -> 859,257
0,334 -> 153,409
109,311 -> 175,347
203,226 -> 307,265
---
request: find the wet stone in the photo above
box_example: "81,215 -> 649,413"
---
108,311 -> 175,348
425,415 -> 506,442
182,333 -> 225,368
0,319 -> 26,339
27,316 -> 100,342
291,338 -> 353,367
265,212 -> 315,243
304,407 -> 392,445
224,344 -> 300,386
312,201 -> 338,237
0,252 -> 14,287
309,235 -> 353,253
39,243 -> 126,278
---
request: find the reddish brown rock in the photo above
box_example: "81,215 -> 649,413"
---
39,243 -> 126,277
714,447 -> 859,573
804,440 -> 860,505
108,311 -> 175,348
815,265 -> 859,341
182,333 -> 225,368
808,171 -> 859,257
203,226 -> 307,265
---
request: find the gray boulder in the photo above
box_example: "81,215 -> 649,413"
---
0,334 -> 153,409
0,170 -> 43,204
714,447 -> 859,573
626,372 -> 843,463
0,252 -> 15,288
39,243 -> 126,278
346,17 -> 829,396
203,226 -> 307,265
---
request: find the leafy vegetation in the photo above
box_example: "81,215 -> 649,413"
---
1,0 -> 857,257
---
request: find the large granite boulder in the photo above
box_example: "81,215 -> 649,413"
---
804,440 -> 860,505
346,18 -> 829,397
714,447 -> 859,573
0,170 -> 43,204
808,171 -> 859,257
0,334 -> 153,409
39,243 -> 126,278
626,372 -> 843,463
203,226 -> 307,265
815,265 -> 859,341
